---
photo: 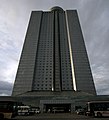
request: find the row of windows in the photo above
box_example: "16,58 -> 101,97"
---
34,70 -> 52,73
34,88 -> 51,90
37,69 -> 53,75
35,65 -> 52,67
35,80 -> 52,83
35,84 -> 52,86
36,60 -> 52,62
37,58 -> 53,60
36,45 -> 70,49
33,87 -> 73,90
37,48 -> 53,51
33,82 -> 73,86
35,77 -> 52,80
34,75 -> 72,80
38,62 -> 52,64
62,84 -> 73,86
34,71 -> 72,76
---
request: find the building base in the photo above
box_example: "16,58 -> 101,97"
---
1,91 -> 109,113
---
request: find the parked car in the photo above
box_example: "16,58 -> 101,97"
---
76,109 -> 85,115
35,109 -> 40,114
17,106 -> 30,115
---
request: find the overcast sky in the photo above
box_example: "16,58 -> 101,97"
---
0,0 -> 109,96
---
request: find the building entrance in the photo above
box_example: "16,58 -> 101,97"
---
45,104 -> 71,113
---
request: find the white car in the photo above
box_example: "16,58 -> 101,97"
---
17,106 -> 30,115
35,109 -> 40,114
76,109 -> 85,115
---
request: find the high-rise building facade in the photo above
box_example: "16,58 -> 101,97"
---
12,7 -> 96,96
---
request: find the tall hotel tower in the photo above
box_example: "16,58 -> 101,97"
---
12,7 -> 96,96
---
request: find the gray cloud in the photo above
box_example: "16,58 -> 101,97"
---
0,81 -> 13,96
79,0 -> 109,95
0,0 -> 109,95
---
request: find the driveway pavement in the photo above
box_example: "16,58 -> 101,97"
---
12,113 -> 109,120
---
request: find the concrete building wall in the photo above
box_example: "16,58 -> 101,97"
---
12,7 -> 96,96
32,12 -> 54,91
65,10 -> 96,94
12,11 -> 43,96
59,12 -> 73,91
